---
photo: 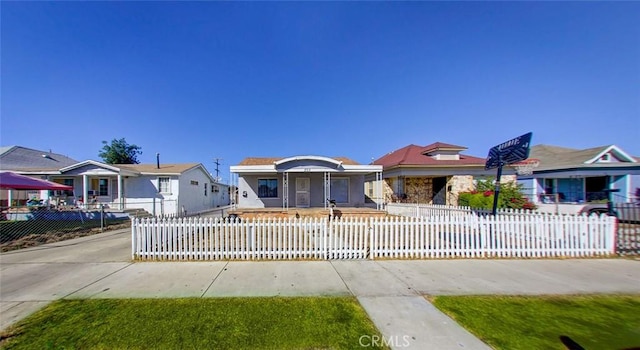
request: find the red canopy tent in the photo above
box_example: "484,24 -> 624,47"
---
0,171 -> 73,191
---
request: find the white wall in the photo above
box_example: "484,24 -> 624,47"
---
124,175 -> 178,216
236,175 -> 268,208
178,167 -> 218,214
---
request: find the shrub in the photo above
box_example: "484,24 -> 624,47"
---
469,193 -> 493,209
458,179 -> 536,210
458,192 -> 472,207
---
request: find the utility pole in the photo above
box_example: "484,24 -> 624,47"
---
213,158 -> 223,183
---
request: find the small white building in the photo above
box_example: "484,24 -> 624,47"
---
0,145 -> 229,215
54,161 -> 229,215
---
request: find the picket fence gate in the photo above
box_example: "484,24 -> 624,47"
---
131,214 -> 616,261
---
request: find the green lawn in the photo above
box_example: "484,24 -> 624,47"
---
431,294 -> 640,350
0,297 -> 388,350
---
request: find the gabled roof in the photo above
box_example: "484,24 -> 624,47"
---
529,144 -> 639,171
373,143 -> 485,168
238,157 -> 360,166
0,145 -> 79,172
583,145 -> 636,163
59,160 -> 122,173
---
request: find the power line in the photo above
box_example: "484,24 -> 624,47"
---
213,158 -> 223,182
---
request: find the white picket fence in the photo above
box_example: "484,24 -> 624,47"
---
385,203 -> 533,217
131,214 -> 616,261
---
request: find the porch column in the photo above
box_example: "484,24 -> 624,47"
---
7,190 -> 12,208
231,172 -> 238,209
324,172 -> 331,209
282,172 -> 289,210
82,174 -> 88,209
376,171 -> 383,210
117,174 -> 123,210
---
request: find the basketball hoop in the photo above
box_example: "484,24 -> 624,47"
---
512,158 -> 539,175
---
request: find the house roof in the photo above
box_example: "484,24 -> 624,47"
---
116,163 -> 201,175
0,145 -> 79,172
529,144 -> 639,171
420,142 -> 467,154
373,143 -> 486,168
238,157 -> 361,166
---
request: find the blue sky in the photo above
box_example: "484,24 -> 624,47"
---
2,1 -> 639,183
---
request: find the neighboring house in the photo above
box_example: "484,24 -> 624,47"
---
230,155 -> 383,210
0,145 -> 229,215
371,142 -> 510,205
517,144 -> 640,204
0,146 -> 79,206
55,161 -> 229,215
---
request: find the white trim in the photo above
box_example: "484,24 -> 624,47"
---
60,160 -> 122,173
584,145 -> 637,164
230,165 -> 274,173
342,164 -> 383,172
274,155 -> 342,167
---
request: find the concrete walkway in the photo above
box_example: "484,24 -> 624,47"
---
1,229 -> 639,349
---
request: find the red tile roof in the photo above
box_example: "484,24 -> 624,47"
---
373,143 -> 486,168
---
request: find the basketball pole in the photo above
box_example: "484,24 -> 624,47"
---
491,155 -> 503,216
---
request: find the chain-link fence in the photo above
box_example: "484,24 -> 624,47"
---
0,205 -> 130,252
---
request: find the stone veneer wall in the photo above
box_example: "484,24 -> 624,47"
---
385,175 -> 518,205
383,179 -> 394,203
448,175 -> 517,205
447,175 -> 474,205
405,177 -> 433,203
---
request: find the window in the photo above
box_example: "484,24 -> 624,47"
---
204,183 -> 208,196
90,178 -> 109,196
599,153 -> 611,162
190,180 -> 199,186
258,179 -> 278,198
159,177 -> 171,193
98,179 -> 109,196
52,178 -> 74,196
212,184 -> 219,193
331,178 -> 350,203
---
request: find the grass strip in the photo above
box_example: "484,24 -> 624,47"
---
1,297 -> 387,350
431,294 -> 640,350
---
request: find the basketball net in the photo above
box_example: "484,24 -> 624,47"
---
512,158 -> 539,175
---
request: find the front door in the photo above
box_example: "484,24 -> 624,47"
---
432,176 -> 447,205
296,178 -> 310,207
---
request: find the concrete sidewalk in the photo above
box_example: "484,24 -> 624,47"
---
1,229 -> 639,349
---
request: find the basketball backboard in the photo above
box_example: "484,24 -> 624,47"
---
485,132 -> 532,170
